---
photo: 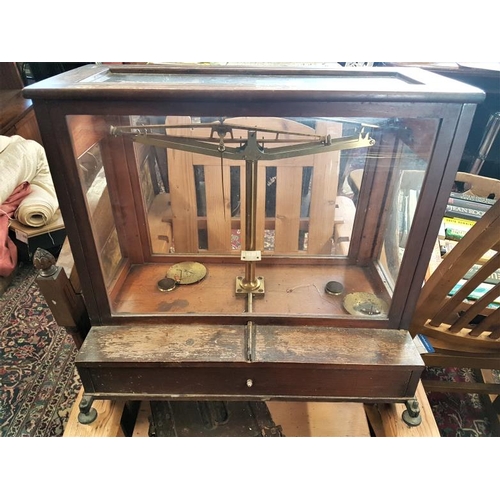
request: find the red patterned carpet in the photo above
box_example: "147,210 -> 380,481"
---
422,367 -> 497,437
0,263 -> 80,436
0,262 -> 497,436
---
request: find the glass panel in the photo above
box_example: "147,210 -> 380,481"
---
69,114 -> 438,321
75,141 -> 124,287
130,115 -> 360,258
375,119 -> 439,291
89,72 -> 422,88
68,115 -> 126,291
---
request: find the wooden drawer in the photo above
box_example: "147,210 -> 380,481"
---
76,324 -> 424,403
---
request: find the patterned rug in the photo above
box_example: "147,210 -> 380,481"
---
0,263 -> 81,437
422,367 -> 497,437
0,263 -> 497,437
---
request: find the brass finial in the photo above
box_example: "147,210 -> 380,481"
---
33,248 -> 58,277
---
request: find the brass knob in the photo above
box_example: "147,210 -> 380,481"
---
33,248 -> 57,277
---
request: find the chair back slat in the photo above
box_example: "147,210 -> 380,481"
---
489,326 -> 500,340
448,281 -> 500,334
165,115 -> 200,253
415,199 -> 500,316
411,195 -> 500,349
430,252 -> 500,326
469,307 -> 500,338
203,162 -> 232,253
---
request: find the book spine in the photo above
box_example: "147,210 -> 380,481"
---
463,264 -> 500,285
447,196 -> 491,213
442,216 -> 475,241
445,204 -> 485,221
442,216 -> 476,228
445,227 -> 467,241
450,191 -> 495,206
449,279 -> 500,307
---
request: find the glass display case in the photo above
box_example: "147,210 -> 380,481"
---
24,64 -> 484,424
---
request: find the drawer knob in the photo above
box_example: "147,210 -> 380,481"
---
246,378 -> 253,388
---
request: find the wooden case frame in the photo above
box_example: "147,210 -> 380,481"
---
24,64 -> 484,409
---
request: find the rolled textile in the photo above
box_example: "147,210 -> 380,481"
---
0,135 -> 58,227
0,135 -> 38,203
0,182 -> 32,277
16,183 -> 58,227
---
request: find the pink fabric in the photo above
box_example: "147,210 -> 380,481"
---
0,182 -> 32,277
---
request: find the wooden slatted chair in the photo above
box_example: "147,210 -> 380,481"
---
410,194 -> 500,428
163,116 -> 346,256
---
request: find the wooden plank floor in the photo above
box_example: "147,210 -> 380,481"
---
267,401 -> 371,436
64,381 -> 439,437
364,381 -> 440,437
64,390 -> 125,437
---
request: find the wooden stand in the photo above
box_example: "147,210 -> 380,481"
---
64,381 -> 439,437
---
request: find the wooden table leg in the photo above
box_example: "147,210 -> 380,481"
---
364,381 -> 440,437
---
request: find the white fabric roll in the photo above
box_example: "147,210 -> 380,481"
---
0,135 -> 59,226
16,184 -> 57,227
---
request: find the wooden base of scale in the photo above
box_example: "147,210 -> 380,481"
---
72,323 -> 425,433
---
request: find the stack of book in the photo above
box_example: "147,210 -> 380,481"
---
441,192 -> 495,242
446,191 -> 494,221
439,192 -> 500,307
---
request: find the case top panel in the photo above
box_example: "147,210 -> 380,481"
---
23,64 -> 485,104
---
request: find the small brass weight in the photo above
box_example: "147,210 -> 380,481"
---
157,262 -> 207,292
343,292 -> 389,317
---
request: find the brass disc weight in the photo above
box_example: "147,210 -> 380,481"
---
157,278 -> 177,292
325,281 -> 344,296
343,292 -> 389,317
167,261 -> 207,285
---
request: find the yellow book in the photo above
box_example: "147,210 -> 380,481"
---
442,216 -> 475,229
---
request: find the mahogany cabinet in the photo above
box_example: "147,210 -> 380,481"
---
24,64 -> 484,423
0,62 -> 42,143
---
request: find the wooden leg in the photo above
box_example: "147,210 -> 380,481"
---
364,382 -> 440,437
78,394 -> 98,425
63,388 -> 125,437
401,398 -> 422,427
